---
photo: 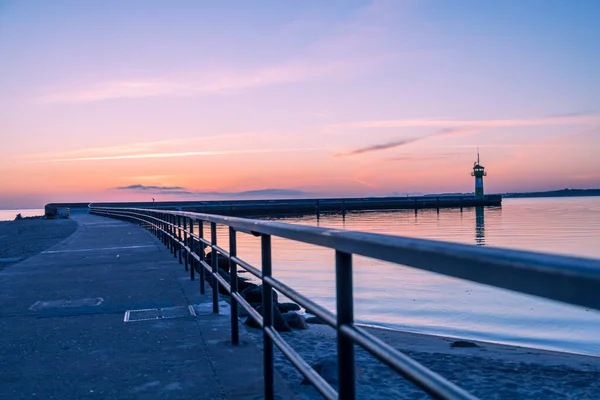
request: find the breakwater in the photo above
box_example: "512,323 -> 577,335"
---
47,194 -> 501,218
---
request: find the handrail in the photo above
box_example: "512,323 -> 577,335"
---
89,205 -> 600,400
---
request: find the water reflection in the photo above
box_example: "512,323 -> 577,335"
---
195,198 -> 600,355
475,206 -> 485,245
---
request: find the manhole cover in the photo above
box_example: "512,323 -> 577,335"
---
124,305 -> 197,322
30,297 -> 104,311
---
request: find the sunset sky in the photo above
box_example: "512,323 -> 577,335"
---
1,0 -> 599,208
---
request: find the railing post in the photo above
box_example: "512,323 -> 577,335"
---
229,227 -> 239,344
189,219 -> 195,281
199,220 -> 205,294
211,222 -> 219,313
164,213 -> 168,245
166,213 -> 171,251
161,213 -> 166,245
177,215 -> 183,264
261,234 -> 274,400
172,215 -> 177,257
336,250 -> 355,400
172,214 -> 177,258
163,213 -> 168,246
183,216 -> 189,271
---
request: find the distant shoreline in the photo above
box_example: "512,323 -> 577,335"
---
502,188 -> 600,199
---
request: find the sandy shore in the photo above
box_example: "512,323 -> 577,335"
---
245,322 -> 600,399
0,218 -> 78,269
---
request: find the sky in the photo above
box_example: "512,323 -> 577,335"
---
1,0 -> 599,208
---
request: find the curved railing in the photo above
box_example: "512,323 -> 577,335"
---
89,205 -> 600,400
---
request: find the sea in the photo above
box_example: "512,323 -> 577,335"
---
209,197 -> 600,356
1,197 -> 600,355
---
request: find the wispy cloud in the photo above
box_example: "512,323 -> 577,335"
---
335,127 -> 478,157
38,147 -> 326,162
331,114 -> 600,157
337,138 -> 420,156
116,184 -> 192,195
328,114 -> 600,131
37,2 -> 405,104
385,152 -> 464,162
37,61 -> 346,103
114,184 -> 310,198
25,132 -> 253,161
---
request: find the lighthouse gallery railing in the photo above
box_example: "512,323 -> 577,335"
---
89,206 -> 600,400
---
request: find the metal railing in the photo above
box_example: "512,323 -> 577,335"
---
89,205 -> 600,400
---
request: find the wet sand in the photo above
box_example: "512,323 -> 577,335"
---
0,218 -> 78,269
247,322 -> 600,399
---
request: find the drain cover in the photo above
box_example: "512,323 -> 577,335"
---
124,305 -> 197,322
30,297 -> 104,311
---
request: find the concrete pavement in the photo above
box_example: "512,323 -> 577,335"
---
0,213 -> 289,399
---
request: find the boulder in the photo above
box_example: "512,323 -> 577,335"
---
282,312 -> 308,330
204,268 -> 255,296
277,302 -> 301,313
450,340 -> 478,348
205,268 -> 232,295
244,304 -> 291,332
205,251 -> 231,272
305,315 -> 328,325
240,285 -> 278,305
237,279 -> 257,293
244,314 -> 261,329
238,303 -> 250,317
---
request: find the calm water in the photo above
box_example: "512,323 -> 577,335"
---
201,197 -> 600,356
0,209 -> 44,221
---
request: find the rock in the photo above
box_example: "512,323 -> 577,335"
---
14,213 -> 22,221
277,302 -> 301,313
240,285 -> 278,305
301,357 -> 363,386
238,303 -> 250,317
205,251 -> 231,272
244,314 -> 261,329
206,268 -> 232,295
237,279 -> 257,293
450,340 -> 479,348
244,304 -> 291,332
202,267 -> 255,296
282,312 -> 308,330
305,315 -> 328,325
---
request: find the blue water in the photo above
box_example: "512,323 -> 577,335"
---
203,197 -> 600,356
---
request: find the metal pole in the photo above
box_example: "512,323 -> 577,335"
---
229,227 -> 239,344
211,222 -> 219,313
316,199 -> 321,219
189,219 -> 195,281
161,213 -> 166,245
169,214 -> 174,254
172,215 -> 177,258
336,250 -> 355,400
183,216 -> 188,271
262,234 -> 274,400
177,215 -> 183,265
199,220 -> 205,294
165,213 -> 171,251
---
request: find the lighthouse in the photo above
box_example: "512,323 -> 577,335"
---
471,152 -> 486,198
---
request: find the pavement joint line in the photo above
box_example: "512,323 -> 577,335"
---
42,245 -> 155,253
